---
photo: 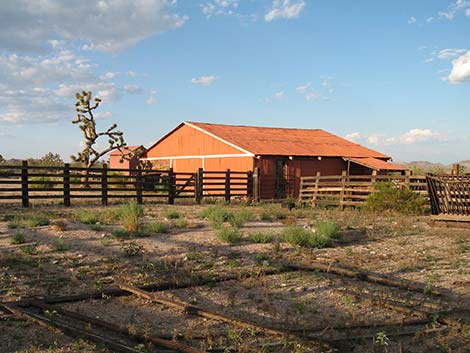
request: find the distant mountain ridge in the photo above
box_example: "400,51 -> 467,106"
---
398,160 -> 470,174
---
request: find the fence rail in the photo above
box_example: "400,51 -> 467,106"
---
426,174 -> 470,216
300,173 -> 427,209
0,162 -> 254,207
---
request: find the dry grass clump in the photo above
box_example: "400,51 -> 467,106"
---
119,201 -> 144,232
51,219 -> 68,231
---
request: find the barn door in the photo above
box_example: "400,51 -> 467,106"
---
275,159 -> 287,199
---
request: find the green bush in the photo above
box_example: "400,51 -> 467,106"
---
200,205 -> 233,229
76,210 -> 100,225
216,225 -> 243,244
366,182 -> 426,214
26,215 -> 49,227
10,229 -> 26,245
229,209 -> 254,228
282,225 -> 333,248
173,218 -> 187,228
164,209 -> 182,219
29,176 -> 56,189
249,232 -> 274,244
51,238 -> 70,251
119,201 -> 144,232
112,228 -> 132,239
259,204 -> 288,221
314,220 -> 341,239
7,217 -> 23,229
144,222 -> 168,234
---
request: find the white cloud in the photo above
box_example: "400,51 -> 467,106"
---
438,0 -> 470,21
191,75 -> 218,86
265,0 -> 305,22
0,0 -> 187,53
201,0 -> 239,18
424,58 -> 434,64
367,134 -> 381,146
408,16 -> 416,24
365,129 -> 443,147
447,51 -> 470,84
146,90 -> 158,105
274,91 -> 285,99
100,72 -> 118,80
295,82 -> 311,93
296,79 -> 334,101
466,8 -> 470,16
123,84 -> 143,94
345,132 -> 361,142
426,16 -> 434,23
438,48 -> 466,60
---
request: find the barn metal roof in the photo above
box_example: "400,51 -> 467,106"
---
346,157 -> 407,171
186,121 -> 390,159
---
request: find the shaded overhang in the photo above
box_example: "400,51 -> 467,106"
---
345,157 -> 408,172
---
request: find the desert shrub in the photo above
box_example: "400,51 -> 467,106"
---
10,230 -> 26,245
259,204 -> 288,221
29,176 -> 56,189
99,208 -> 121,225
164,209 -> 182,219
313,220 -> 341,239
51,238 -> 70,251
282,225 -> 333,248
119,201 -> 144,232
229,209 -> 254,228
173,218 -> 187,228
120,241 -> 143,257
7,217 -> 23,229
249,232 -> 273,244
200,205 -> 233,229
366,182 -> 427,214
144,222 -> 168,234
216,225 -> 243,244
75,210 -> 100,225
26,215 -> 49,227
112,228 -> 131,239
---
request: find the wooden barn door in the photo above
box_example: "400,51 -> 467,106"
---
275,159 -> 287,199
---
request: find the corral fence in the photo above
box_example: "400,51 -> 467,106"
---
300,172 -> 427,209
426,174 -> 470,216
0,161 -> 255,207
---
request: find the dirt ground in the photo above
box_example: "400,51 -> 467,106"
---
0,202 -> 469,353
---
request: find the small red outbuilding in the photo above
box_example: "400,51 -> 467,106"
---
144,122 -> 406,199
109,145 -> 146,174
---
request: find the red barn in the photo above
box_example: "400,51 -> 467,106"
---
145,122 -> 406,199
109,145 -> 146,174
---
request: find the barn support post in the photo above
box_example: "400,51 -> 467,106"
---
136,167 -> 143,204
101,164 -> 108,206
168,168 -> 175,205
195,168 -> 203,204
63,163 -> 71,207
21,160 -> 29,208
452,163 -> 460,176
225,169 -> 231,203
405,170 -> 411,189
340,170 -> 347,211
253,167 -> 260,202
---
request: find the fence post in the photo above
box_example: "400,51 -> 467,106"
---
405,170 -> 411,189
168,168 -> 175,205
340,170 -> 347,211
195,168 -> 203,204
312,171 -> 320,208
101,163 -> 108,206
225,169 -> 231,203
21,160 -> 29,208
253,167 -> 260,202
136,167 -> 143,204
371,169 -> 377,188
63,163 -> 71,207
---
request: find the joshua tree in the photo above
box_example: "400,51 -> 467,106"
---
71,91 -> 127,169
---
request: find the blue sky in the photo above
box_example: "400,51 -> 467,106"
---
1,0 -> 470,163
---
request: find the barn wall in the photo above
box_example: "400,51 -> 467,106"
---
170,157 -> 253,172
146,124 -> 244,158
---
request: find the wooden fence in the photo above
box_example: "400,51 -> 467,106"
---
299,173 -> 427,209
0,162 -> 254,207
426,174 -> 470,216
